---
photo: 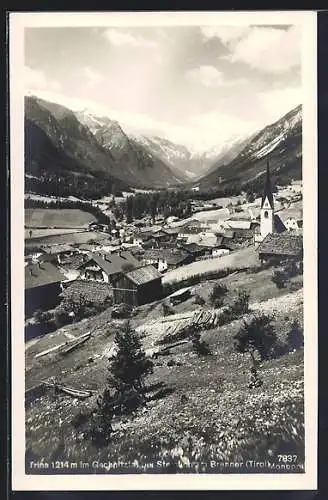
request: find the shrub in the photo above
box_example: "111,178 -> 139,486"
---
194,294 -> 205,306
54,308 -> 71,328
33,309 -> 53,325
234,313 -> 277,361
287,320 -> 304,350
209,283 -> 228,307
271,269 -> 288,289
162,303 -> 175,316
283,260 -> 298,278
231,289 -> 250,315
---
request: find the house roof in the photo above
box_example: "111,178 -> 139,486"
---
182,243 -> 208,254
60,253 -> 87,270
80,251 -> 140,276
124,265 -> 162,286
258,233 -> 303,257
143,249 -> 161,260
178,226 -> 203,235
40,244 -> 75,254
233,228 -> 255,239
25,262 -> 66,290
227,219 -> 252,230
162,227 -> 180,235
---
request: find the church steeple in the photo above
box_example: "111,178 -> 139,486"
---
261,159 -> 274,210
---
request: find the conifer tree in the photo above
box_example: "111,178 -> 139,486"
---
109,321 -> 154,393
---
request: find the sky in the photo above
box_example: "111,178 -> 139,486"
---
24,24 -> 302,152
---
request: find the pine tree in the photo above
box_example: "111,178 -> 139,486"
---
109,321 -> 154,393
233,313 -> 277,362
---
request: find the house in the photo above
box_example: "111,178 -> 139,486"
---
78,251 -> 140,284
25,261 -> 66,317
257,233 -> 303,265
284,217 -> 303,232
181,243 -> 210,259
39,244 -> 78,264
112,265 -> 163,306
177,225 -> 204,241
186,231 -> 221,248
59,253 -> 89,281
212,247 -> 231,258
289,180 -> 303,194
225,216 -> 252,230
143,248 -> 193,272
166,216 -> 180,224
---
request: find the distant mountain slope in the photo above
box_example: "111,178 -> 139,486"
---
75,110 -> 184,187
25,96 -> 184,191
197,105 -> 302,190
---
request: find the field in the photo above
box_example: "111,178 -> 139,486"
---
25,228 -> 84,239
163,247 -> 260,284
24,230 -> 110,249
25,209 -> 96,228
25,265 -> 304,473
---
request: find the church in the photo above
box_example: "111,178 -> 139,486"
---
254,160 -> 286,244
255,160 -> 303,266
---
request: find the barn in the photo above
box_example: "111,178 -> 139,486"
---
112,265 -> 163,307
258,233 -> 303,266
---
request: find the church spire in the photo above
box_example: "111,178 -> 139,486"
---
261,159 -> 274,209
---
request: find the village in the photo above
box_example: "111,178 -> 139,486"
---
24,166 -> 302,331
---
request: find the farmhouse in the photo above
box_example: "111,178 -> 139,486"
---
25,261 -> 66,317
142,248 -> 193,272
257,233 -> 303,265
112,265 -> 163,306
78,251 -> 140,284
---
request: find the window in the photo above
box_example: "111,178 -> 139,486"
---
264,211 -> 269,218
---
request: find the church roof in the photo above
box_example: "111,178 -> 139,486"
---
261,160 -> 274,209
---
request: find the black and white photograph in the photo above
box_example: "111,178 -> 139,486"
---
10,11 -> 317,491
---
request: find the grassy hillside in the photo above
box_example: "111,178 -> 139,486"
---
25,266 -> 304,473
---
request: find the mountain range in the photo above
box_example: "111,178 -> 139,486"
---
195,105 -> 302,190
24,94 -> 302,195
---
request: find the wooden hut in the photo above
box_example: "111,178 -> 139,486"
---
112,265 -> 163,307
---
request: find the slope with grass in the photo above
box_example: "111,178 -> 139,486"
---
25,264 -> 304,472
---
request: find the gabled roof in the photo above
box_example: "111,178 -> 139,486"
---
25,262 -> 66,290
258,233 -> 303,257
79,251 -> 139,276
124,265 -> 162,285
181,243 -> 208,254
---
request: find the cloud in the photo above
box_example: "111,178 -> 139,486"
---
201,25 -> 300,74
102,29 -> 157,48
83,66 -> 104,86
24,65 -> 61,92
225,25 -> 301,74
201,26 -> 251,45
186,65 -> 224,87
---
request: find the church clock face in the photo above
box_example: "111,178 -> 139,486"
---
264,211 -> 269,218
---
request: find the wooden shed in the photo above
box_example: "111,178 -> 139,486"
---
112,265 -> 163,307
